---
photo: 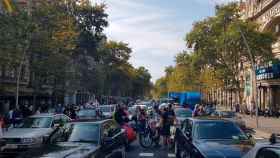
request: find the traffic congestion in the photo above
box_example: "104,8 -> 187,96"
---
0,99 -> 279,158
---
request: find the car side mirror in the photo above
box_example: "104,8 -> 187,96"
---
246,133 -> 252,139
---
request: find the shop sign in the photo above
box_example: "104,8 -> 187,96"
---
256,62 -> 280,80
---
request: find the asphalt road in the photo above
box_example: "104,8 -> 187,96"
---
127,139 -> 176,158
126,130 -> 268,158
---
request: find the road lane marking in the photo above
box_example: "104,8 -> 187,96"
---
168,153 -> 176,157
139,153 -> 154,157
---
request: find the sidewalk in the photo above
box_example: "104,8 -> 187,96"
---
216,106 -> 278,139
240,114 -> 280,136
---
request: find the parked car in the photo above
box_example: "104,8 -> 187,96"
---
212,111 -> 246,129
175,117 -> 254,158
99,105 -> 116,119
243,134 -> 280,158
76,109 -> 99,121
18,120 -> 127,158
0,113 -> 71,156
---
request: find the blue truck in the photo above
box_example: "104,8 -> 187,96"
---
168,91 -> 201,110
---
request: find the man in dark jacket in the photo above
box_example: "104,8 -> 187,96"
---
114,105 -> 127,125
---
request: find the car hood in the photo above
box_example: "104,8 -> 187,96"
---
194,139 -> 254,158
3,128 -> 53,138
21,142 -> 98,158
103,112 -> 112,116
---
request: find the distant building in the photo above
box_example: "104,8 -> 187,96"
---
243,0 -> 280,110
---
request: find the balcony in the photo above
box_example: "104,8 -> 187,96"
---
247,0 -> 276,19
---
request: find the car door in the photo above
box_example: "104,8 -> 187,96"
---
100,120 -> 124,158
100,121 -> 115,158
256,147 -> 280,158
182,119 -> 193,151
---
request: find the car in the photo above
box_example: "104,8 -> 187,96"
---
0,113 -> 71,156
18,120 -> 127,158
99,105 -> 116,119
243,134 -> 280,158
174,107 -> 193,126
212,111 -> 246,129
175,117 -> 255,158
76,108 -> 99,121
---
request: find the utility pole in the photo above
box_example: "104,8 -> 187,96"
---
15,0 -> 32,108
238,26 -> 259,128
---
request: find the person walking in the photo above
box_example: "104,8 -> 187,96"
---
114,104 -> 127,126
160,105 -> 174,149
0,115 -> 4,137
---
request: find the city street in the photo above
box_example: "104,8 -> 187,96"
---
1,0 -> 280,158
127,141 -> 176,158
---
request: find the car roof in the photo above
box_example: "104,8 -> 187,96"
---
188,117 -> 232,123
30,113 -> 64,118
70,119 -> 113,125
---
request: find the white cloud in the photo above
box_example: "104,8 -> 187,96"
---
93,0 -> 228,82
92,0 -> 188,81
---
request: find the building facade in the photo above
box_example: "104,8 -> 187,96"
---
244,0 -> 280,110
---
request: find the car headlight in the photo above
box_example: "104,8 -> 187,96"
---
21,138 -> 35,144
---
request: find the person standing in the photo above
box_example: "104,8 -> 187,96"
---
160,106 -> 173,148
0,115 -> 4,137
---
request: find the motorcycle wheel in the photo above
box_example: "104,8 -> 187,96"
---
139,131 -> 153,148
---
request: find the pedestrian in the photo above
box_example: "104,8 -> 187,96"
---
160,107 -> 171,148
35,107 -> 41,115
113,104 -> 127,126
250,101 -> 255,117
0,115 -> 4,137
55,104 -> 64,114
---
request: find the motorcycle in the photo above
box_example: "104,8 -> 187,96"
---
139,118 -> 160,148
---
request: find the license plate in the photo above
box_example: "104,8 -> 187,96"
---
5,144 -> 18,149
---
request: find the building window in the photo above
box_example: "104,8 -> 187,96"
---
275,24 -> 279,33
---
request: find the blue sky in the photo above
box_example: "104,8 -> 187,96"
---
94,0 -> 237,82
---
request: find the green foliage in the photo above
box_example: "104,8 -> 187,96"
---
0,0 -> 152,99
153,2 -> 276,99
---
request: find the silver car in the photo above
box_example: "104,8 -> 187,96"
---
243,134 -> 280,158
99,105 -> 116,119
0,113 -> 71,155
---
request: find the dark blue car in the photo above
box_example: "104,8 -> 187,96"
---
175,118 -> 255,158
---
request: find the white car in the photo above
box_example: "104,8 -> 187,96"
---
99,105 -> 116,119
243,134 -> 280,158
0,113 -> 71,155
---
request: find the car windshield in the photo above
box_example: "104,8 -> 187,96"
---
195,121 -> 245,140
20,117 -> 53,128
175,108 -> 192,117
62,123 -> 99,144
77,109 -> 96,118
100,106 -> 114,112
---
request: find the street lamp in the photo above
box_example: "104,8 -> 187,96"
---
238,26 -> 259,128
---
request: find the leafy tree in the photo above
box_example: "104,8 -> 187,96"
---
185,2 -> 276,102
